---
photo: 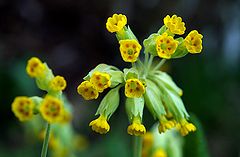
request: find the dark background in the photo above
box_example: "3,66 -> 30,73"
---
0,0 -> 240,157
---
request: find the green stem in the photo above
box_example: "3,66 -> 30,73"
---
147,55 -> 154,73
133,136 -> 142,157
151,59 -> 166,72
41,123 -> 51,157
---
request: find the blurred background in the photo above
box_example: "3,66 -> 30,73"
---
0,0 -> 240,157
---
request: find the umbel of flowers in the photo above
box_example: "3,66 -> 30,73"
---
12,57 -> 72,125
77,14 -> 203,136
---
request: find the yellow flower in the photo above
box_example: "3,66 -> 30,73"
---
184,30 -> 203,53
89,115 -> 110,134
143,132 -> 154,148
39,130 -> 60,150
163,15 -> 186,35
39,96 -> 63,123
11,96 -> 35,121
156,33 -> 179,59
26,57 -> 45,78
58,110 -> 72,124
106,13 -> 127,33
77,81 -> 99,100
153,148 -> 167,157
125,79 -> 145,98
90,71 -> 111,92
119,39 -> 142,62
49,75 -> 67,91
176,119 -> 196,136
158,117 -> 176,133
127,117 -> 146,136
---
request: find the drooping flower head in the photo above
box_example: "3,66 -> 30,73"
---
184,30 -> 203,53
90,71 -> 111,92
106,14 -> 127,33
164,15 -> 186,35
89,115 -> 110,134
119,39 -> 142,62
127,117 -> 146,136
12,96 -> 35,121
176,119 -> 196,136
39,96 -> 63,123
49,75 -> 67,91
26,57 -> 45,78
77,81 -> 99,100
125,79 -> 145,98
158,116 -> 176,133
156,33 -> 179,59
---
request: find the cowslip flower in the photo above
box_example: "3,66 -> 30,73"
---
77,81 -> 99,100
89,115 -> 110,134
106,13 -> 127,33
11,96 -> 35,121
90,71 -> 111,92
119,39 -> 142,62
184,30 -> 203,53
39,96 -> 63,123
163,15 -> 186,35
152,148 -> 167,157
176,119 -> 196,136
26,57 -> 45,78
127,117 -> 146,136
125,79 -> 145,98
158,117 -> 176,133
49,75 -> 67,91
156,33 -> 179,59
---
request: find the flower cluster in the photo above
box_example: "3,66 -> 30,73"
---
77,13 -> 203,136
12,57 -> 72,124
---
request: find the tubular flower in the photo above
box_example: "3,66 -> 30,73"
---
153,148 -> 167,157
106,13 -> 127,33
39,96 -> 63,123
158,117 -> 176,133
184,30 -> 203,53
89,115 -> 110,134
119,39 -> 142,62
163,15 -> 186,35
156,33 -> 179,59
49,75 -> 67,91
125,79 -> 145,98
90,71 -> 111,92
11,96 -> 35,121
127,117 -> 146,136
26,57 -> 45,78
176,119 -> 196,136
77,81 -> 99,100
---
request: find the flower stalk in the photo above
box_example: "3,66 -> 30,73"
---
133,136 -> 142,157
41,123 -> 51,157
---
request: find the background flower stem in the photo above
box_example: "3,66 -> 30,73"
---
133,136 -> 142,157
41,123 -> 51,157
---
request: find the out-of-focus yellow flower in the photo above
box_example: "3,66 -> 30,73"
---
125,79 -> 145,98
143,132 -> 154,148
90,71 -> 111,92
11,96 -> 35,121
49,75 -> 67,91
39,130 -> 60,150
153,148 -> 167,157
184,30 -> 203,53
106,13 -> 127,33
158,117 -> 176,133
127,117 -> 146,136
39,96 -> 63,123
119,39 -> 142,62
163,15 -> 186,35
89,115 -> 110,134
176,119 -> 196,136
58,109 -> 72,124
73,135 -> 89,151
77,81 -> 99,100
156,33 -> 178,59
26,57 -> 45,78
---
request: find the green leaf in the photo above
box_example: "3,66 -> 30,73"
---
125,97 -> 144,121
144,79 -> 166,119
96,86 -> 121,119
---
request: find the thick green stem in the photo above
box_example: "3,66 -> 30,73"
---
151,59 -> 166,72
41,123 -> 51,157
133,136 -> 142,157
